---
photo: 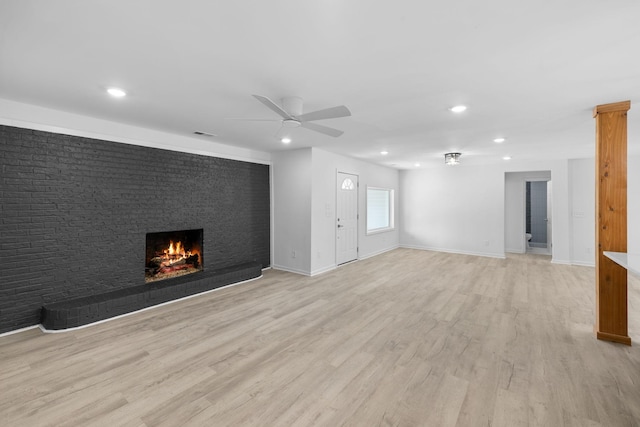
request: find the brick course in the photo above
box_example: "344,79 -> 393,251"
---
0,125 -> 270,333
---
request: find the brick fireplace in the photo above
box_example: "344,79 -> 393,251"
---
0,125 -> 270,333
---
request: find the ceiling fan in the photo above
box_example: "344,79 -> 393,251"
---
232,95 -> 351,138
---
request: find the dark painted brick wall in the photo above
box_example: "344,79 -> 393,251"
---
0,125 -> 270,333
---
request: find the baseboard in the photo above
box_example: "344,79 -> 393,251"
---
505,247 -> 526,254
596,330 -> 632,346
275,245 -> 401,277
359,245 -> 400,261
571,261 -> 595,267
271,264 -> 311,276
40,274 -> 263,333
400,244 -> 506,260
308,265 -> 334,276
0,324 -> 40,338
550,259 -> 572,265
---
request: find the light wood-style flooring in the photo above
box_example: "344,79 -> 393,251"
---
1,249 -> 640,426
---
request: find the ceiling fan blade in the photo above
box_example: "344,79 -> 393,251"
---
301,121 -> 344,137
252,95 -> 292,119
297,105 -> 351,122
225,118 -> 280,121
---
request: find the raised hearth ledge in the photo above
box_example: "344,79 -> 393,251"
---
604,251 -> 640,278
41,262 -> 263,331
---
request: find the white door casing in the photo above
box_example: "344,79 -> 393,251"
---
546,180 -> 553,253
336,172 -> 358,265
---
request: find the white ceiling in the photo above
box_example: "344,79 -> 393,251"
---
1,1 -> 639,169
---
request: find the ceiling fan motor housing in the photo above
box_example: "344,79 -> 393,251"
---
282,119 -> 302,128
281,97 -> 303,116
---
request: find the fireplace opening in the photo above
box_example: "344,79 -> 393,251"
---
145,229 -> 203,283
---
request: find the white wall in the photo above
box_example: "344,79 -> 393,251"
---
569,158 -> 596,266
310,148 -> 399,275
629,155 -> 640,256
400,164 -> 506,258
271,147 -> 399,276
504,171 -> 551,254
271,149 -> 312,274
400,159 -> 578,264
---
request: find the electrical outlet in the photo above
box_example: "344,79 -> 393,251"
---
484,240 -> 490,246
291,250 -> 296,258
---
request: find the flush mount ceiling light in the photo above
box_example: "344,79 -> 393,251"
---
503,156 -> 512,160
107,87 -> 126,97
415,162 -> 421,167
449,105 -> 467,113
281,137 -> 292,144
444,152 -> 461,165
381,150 -> 389,155
494,137 -> 506,143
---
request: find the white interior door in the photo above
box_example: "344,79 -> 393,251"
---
336,172 -> 358,265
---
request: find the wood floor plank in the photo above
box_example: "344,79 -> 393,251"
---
1,249 -> 639,426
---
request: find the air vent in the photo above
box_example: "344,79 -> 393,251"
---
193,131 -> 216,137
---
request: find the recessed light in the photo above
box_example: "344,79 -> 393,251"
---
415,162 -> 421,167
281,137 -> 291,144
494,137 -> 506,143
450,105 -> 467,113
381,151 -> 389,155
503,156 -> 512,160
107,87 -> 126,98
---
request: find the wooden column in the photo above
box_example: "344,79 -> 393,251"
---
593,100 -> 630,345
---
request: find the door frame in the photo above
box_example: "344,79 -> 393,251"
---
335,170 -> 359,266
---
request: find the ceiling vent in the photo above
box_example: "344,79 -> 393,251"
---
193,131 -> 216,137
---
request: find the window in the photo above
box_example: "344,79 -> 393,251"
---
367,187 -> 394,234
341,178 -> 355,190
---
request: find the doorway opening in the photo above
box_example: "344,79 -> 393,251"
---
525,180 -> 552,255
504,171 -> 552,258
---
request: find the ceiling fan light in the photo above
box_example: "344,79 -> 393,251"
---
444,152 -> 461,165
282,119 -> 301,128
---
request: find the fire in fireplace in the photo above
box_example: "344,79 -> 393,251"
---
145,229 -> 203,283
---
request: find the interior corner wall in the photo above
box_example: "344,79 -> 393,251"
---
400,164 -> 506,258
271,148 -> 312,274
310,148 -> 399,275
400,159 -> 576,262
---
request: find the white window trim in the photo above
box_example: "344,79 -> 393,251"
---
366,186 -> 395,235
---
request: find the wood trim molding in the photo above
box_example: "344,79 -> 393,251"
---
593,100 -> 631,117
594,100 -> 630,345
